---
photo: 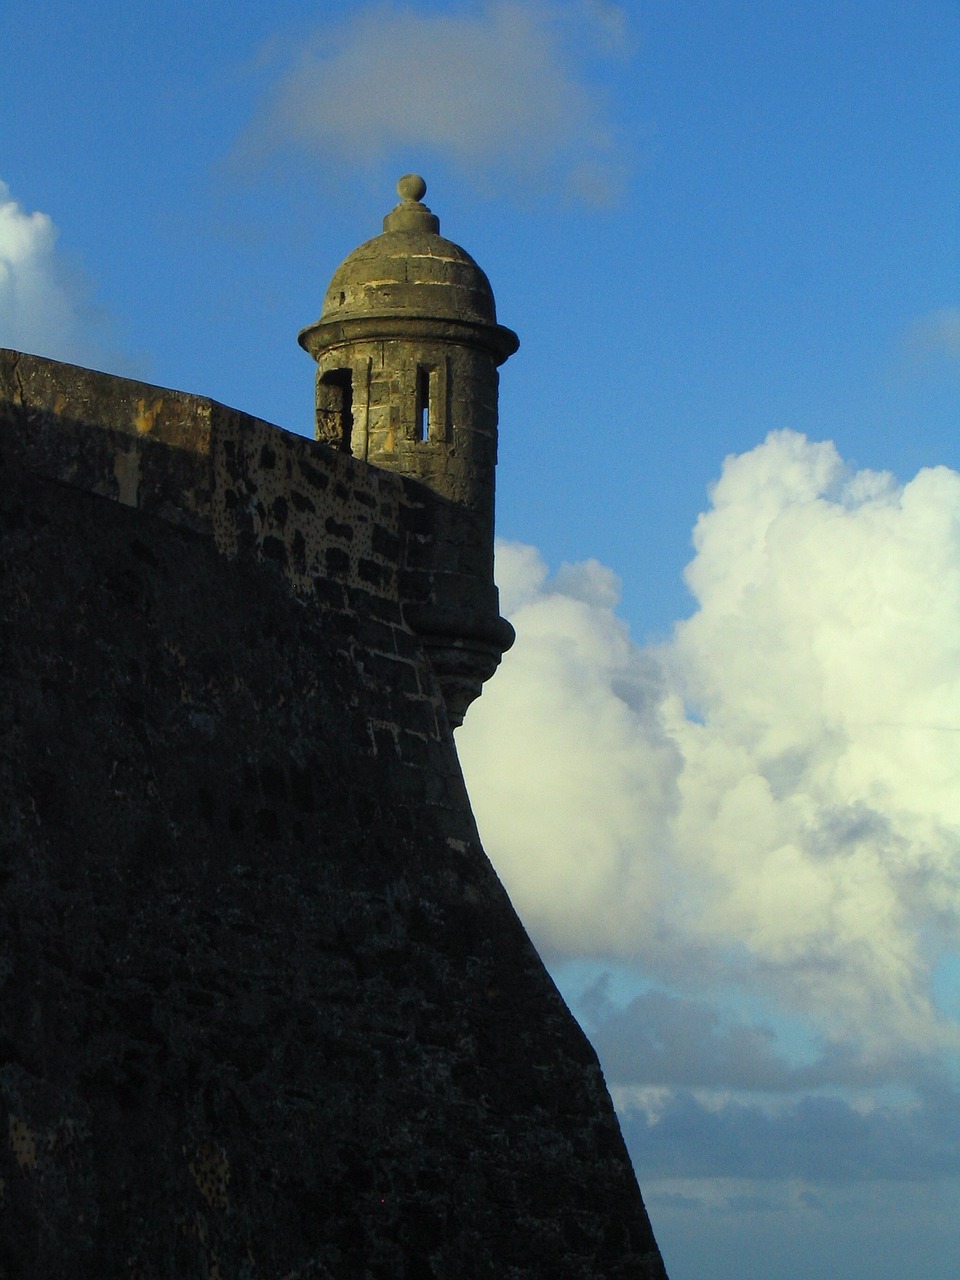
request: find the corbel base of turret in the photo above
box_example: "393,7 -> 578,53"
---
405,604 -> 515,729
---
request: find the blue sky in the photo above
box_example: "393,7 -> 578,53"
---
4,3 -> 960,1276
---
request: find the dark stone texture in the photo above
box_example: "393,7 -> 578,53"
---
0,351 -> 668,1277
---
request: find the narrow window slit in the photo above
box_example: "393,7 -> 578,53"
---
416,366 -> 432,441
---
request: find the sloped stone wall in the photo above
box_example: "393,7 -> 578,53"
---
0,352 -> 667,1278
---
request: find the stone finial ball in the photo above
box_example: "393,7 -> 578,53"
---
397,173 -> 427,202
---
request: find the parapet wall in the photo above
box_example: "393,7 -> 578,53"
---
0,349 -> 667,1278
0,349 -> 488,738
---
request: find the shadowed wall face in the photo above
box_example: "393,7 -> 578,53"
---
0,351 -> 667,1278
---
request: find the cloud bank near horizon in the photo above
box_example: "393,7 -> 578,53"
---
234,0 -> 632,203
457,429 -> 960,1073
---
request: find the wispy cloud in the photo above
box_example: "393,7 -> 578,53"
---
233,1 -> 633,204
580,982 -> 881,1093
458,429 -> 960,1065
906,306 -> 960,365
620,1084 -> 960,1183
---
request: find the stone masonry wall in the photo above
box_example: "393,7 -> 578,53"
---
0,348 -> 462,735
0,351 -> 668,1278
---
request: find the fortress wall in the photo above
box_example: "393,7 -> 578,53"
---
0,351 -> 667,1278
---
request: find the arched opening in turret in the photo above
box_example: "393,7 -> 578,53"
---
316,369 -> 353,452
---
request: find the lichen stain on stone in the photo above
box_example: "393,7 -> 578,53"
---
163,639 -> 189,670
8,1114 -> 37,1172
134,397 -> 165,436
188,1143 -> 230,1211
47,1116 -> 84,1169
185,1208 -> 225,1280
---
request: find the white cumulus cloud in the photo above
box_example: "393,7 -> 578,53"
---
234,0 -> 632,204
0,180 -> 111,367
458,429 -> 960,1063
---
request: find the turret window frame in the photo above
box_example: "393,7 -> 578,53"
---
316,367 -> 354,453
415,365 -> 433,442
414,361 -> 449,444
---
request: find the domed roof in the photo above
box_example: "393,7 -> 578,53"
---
299,176 -> 517,362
